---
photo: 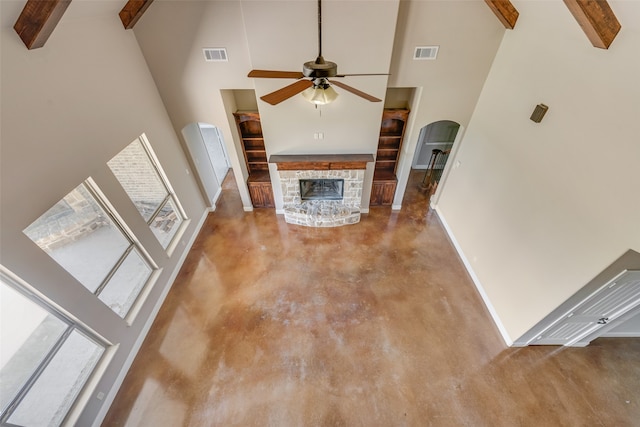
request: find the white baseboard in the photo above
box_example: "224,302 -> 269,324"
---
211,187 -> 223,210
360,207 -> 369,214
392,204 -> 402,211
601,332 -> 640,338
92,209 -> 210,427
434,206 -> 513,347
243,206 -> 254,212
276,209 -> 285,215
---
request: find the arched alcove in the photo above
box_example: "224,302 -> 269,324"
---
409,120 -> 461,204
412,120 -> 460,169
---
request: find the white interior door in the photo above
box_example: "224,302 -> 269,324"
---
530,270 -> 640,346
182,123 -> 220,206
200,125 -> 230,184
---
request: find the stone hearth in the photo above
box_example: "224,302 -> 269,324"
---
270,154 -> 374,227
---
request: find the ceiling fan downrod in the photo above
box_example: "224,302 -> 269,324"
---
317,0 -> 322,61
304,0 -> 337,77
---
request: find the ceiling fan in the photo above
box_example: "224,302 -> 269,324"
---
247,0 -> 387,106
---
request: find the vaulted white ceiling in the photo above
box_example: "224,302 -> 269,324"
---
2,0 -> 506,194
130,0 -> 505,161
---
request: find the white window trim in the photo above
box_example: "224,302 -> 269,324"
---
121,134 -> 189,256
139,133 -> 187,221
85,178 -> 157,270
84,178 -> 159,324
0,266 -> 115,427
138,134 -> 189,256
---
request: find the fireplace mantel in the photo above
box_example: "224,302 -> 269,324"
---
269,154 -> 374,171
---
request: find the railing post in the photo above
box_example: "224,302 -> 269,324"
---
419,149 -> 442,193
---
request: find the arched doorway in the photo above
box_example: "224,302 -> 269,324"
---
412,120 -> 460,169
411,120 -> 461,203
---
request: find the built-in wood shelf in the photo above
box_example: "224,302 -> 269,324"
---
371,108 -> 410,206
233,111 -> 274,208
247,171 -> 271,183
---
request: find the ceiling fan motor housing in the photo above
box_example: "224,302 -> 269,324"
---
303,56 -> 338,78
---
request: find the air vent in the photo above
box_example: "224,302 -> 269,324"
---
203,48 -> 228,62
413,46 -> 439,60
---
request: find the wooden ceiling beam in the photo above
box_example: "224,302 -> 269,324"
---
563,0 -> 621,49
484,0 -> 519,30
13,0 -> 72,50
119,0 -> 155,30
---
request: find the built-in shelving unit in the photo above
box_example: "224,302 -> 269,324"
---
233,111 -> 274,208
371,108 -> 410,206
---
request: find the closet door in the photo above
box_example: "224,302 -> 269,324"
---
530,270 -> 640,346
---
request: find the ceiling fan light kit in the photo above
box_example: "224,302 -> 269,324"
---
247,0 -> 384,106
302,78 -> 339,105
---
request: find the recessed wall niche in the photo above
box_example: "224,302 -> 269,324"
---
384,87 -> 415,109
233,89 -> 259,111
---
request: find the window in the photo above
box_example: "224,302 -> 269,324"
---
108,135 -> 187,251
24,181 -> 155,319
0,269 -> 108,426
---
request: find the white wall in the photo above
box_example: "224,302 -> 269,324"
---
434,0 -> 640,342
244,0 -> 395,154
244,0 -> 398,210
388,0 -> 505,207
132,1 -> 504,210
0,1 -> 207,424
133,0 -> 257,209
134,0 -> 399,210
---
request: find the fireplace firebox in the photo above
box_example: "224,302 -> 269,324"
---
300,179 -> 344,201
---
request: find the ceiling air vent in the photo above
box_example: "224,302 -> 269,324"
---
203,48 -> 228,62
413,46 -> 439,60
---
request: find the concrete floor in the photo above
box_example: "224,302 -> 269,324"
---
103,171 -> 640,426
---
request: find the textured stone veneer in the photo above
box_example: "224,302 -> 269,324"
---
278,169 -> 364,227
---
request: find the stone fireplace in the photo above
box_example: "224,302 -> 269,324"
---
270,154 -> 374,227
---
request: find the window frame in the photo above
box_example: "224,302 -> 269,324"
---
23,179 -> 160,322
110,134 -> 188,255
0,267 -> 114,427
83,178 -> 160,322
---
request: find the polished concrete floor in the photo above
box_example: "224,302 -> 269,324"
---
103,171 -> 640,427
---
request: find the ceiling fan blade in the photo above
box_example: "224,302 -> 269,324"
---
334,73 -> 390,77
261,79 -> 314,105
331,80 -> 382,102
248,70 -> 305,79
